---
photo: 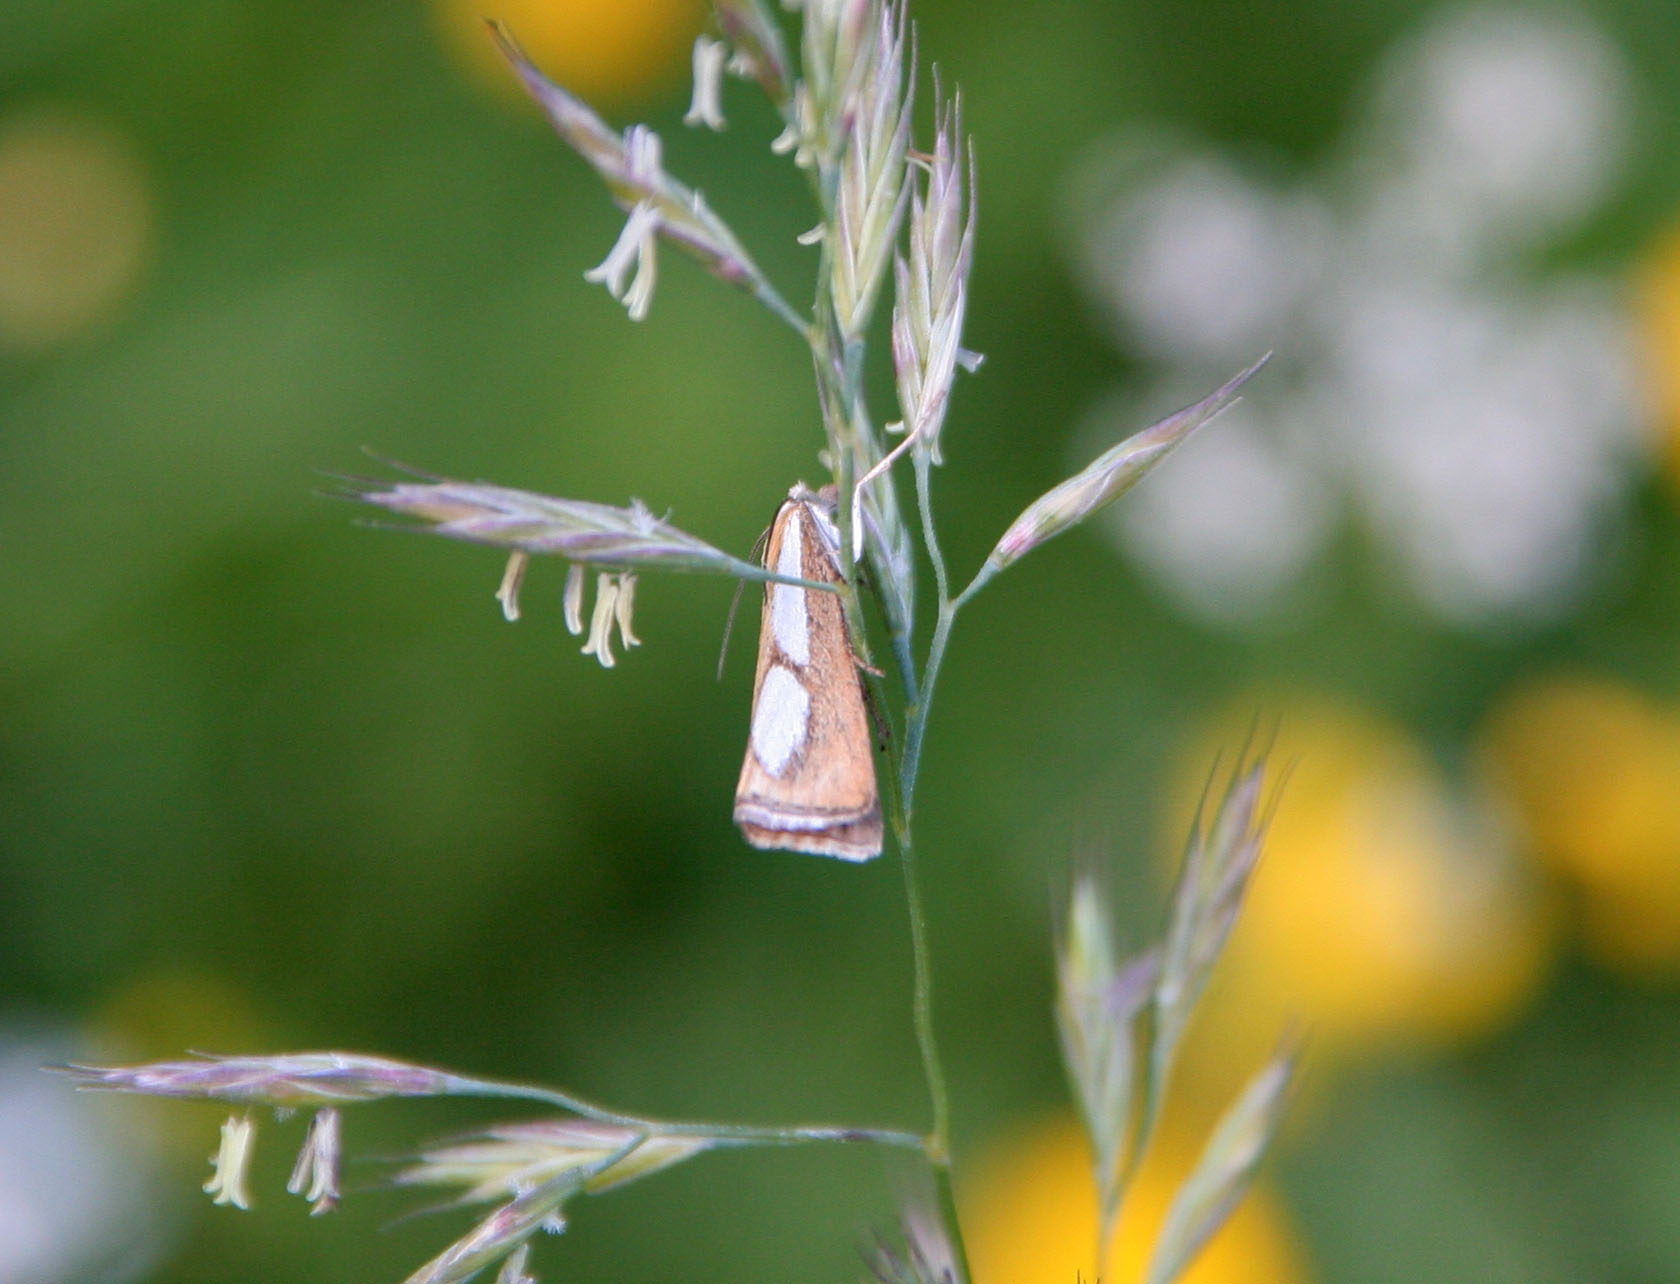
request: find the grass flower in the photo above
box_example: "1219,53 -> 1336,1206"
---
562,563 -> 587,634
853,89 -> 980,553
490,21 -> 803,330
496,1245 -> 536,1284
684,36 -> 730,130
867,1179 -> 967,1284
1056,875 -> 1157,1247
889,94 -> 979,465
203,1114 -> 256,1210
775,0 -> 877,174
393,1119 -> 713,1207
1143,1052 -> 1296,1284
393,1123 -> 720,1284
1054,756 -> 1289,1266
59,1051 -> 455,1105
349,473 -> 789,577
399,1171 -> 591,1284
1164,697 -> 1553,1093
712,0 -> 793,106
495,551 -> 531,622
286,1108 -> 342,1215
583,188 -> 661,320
966,355 -> 1267,600
827,0 -> 910,341
579,572 -> 641,668
344,469 -> 830,663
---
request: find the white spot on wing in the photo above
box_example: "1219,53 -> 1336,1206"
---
751,664 -> 809,777
771,509 -> 810,664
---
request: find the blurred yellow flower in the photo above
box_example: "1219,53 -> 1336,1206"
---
433,0 -> 704,107
1637,220 -> 1680,490
963,1116 -> 1306,1284
1167,696 -> 1553,1096
1479,674 -> 1680,973
84,969 -> 271,1163
0,107 -> 153,354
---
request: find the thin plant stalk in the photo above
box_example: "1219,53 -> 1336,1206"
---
815,294 -> 957,1182
433,1070 -> 926,1152
879,433 -> 970,1278
801,172 -> 976,1284
792,47 -> 961,1236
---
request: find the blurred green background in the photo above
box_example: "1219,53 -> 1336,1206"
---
6,2 -> 1680,1282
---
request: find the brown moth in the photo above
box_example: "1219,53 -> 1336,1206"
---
733,483 -> 883,861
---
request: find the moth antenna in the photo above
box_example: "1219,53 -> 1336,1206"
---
717,520 -> 776,681
716,578 -> 748,681
748,520 -> 774,565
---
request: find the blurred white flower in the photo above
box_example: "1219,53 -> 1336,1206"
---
0,1026 -> 173,1284
1107,398 -> 1330,624
1363,5 -> 1630,254
1069,142 -> 1328,365
1067,5 -> 1650,629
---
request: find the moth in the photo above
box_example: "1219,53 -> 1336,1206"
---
733,483 -> 883,861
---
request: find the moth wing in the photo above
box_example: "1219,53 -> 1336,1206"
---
733,499 -> 882,861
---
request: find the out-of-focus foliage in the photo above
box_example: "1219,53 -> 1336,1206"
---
5,1 -> 1680,1283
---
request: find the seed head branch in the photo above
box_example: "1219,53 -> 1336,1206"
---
489,21 -> 805,333
58,1052 -> 455,1106
852,83 -> 978,567
343,471 -> 821,587
963,354 -> 1270,604
828,1 -> 912,342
